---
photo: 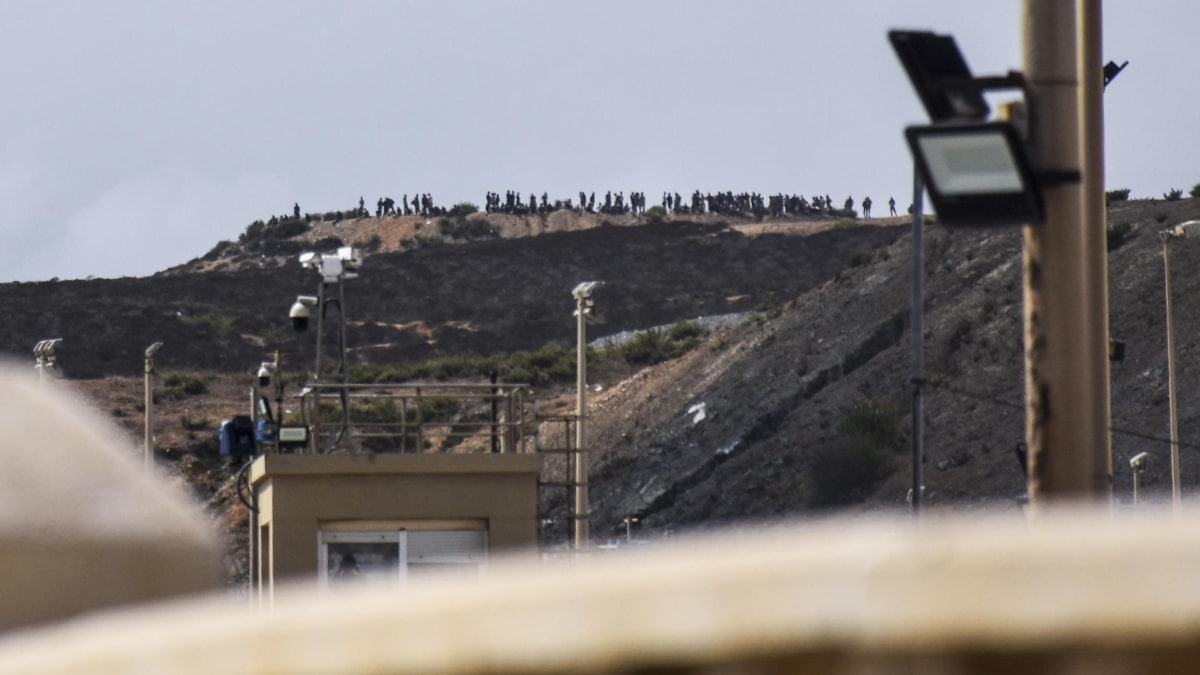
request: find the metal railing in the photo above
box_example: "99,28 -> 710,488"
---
294,382 -> 533,454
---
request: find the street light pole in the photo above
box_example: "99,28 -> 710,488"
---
144,342 -> 163,472
574,292 -> 589,551
572,281 -> 601,551
1161,231 -> 1182,512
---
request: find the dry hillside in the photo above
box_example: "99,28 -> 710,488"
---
13,196 -> 1200,574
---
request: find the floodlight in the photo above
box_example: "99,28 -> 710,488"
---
299,251 -> 319,268
145,341 -> 163,358
1130,452 -> 1149,471
573,281 -> 602,300
33,338 -> 62,358
905,121 -> 1043,227
1103,60 -> 1128,89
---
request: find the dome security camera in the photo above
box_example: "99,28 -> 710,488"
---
290,299 -> 312,332
257,363 -> 273,388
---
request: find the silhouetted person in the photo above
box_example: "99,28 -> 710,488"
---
359,196 -> 365,217
889,196 -> 897,217
862,196 -> 872,218
293,203 -> 300,220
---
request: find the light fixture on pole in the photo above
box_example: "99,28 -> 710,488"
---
144,342 -> 163,472
1102,60 -> 1129,90
572,281 -> 603,551
904,122 -> 1044,227
889,30 -> 1047,228
33,338 -> 62,386
1129,452 -> 1149,506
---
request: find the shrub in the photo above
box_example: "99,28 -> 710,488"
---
807,435 -> 897,507
611,321 -> 709,366
181,414 -> 211,431
807,399 -> 903,507
1164,188 -> 1183,201
311,236 -> 345,250
643,205 -> 667,226
831,217 -> 858,229
446,202 -> 479,217
1105,188 -> 1130,205
1191,184 -> 1200,199
836,400 -> 904,452
202,240 -> 236,261
1106,222 -> 1132,251
356,234 -> 383,252
163,372 -> 208,396
848,251 -> 872,267
438,217 -> 495,240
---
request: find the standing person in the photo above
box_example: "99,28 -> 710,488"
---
862,196 -> 872,218
889,196 -> 897,216
293,203 -> 300,220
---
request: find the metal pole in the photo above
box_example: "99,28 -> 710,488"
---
145,359 -> 153,471
1022,0 -> 1108,505
1162,232 -> 1182,511
574,296 -> 589,550
144,342 -> 162,472
314,282 -> 326,381
1132,467 -> 1141,506
1079,0 -> 1114,507
910,166 -> 925,515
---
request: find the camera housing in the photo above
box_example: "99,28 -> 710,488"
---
290,297 -> 315,332
257,363 -> 274,388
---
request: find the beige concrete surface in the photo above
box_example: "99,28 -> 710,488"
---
3,508 -> 1200,673
0,365 -> 221,633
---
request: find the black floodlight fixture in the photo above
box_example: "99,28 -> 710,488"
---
905,121 -> 1044,227
1103,60 -> 1128,89
889,30 -> 991,122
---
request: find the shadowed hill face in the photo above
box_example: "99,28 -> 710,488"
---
0,219 -> 902,379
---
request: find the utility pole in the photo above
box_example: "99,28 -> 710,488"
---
1078,0 -> 1114,506
910,168 -> 925,515
1022,1 -> 1112,505
144,342 -> 163,472
575,294 -> 589,550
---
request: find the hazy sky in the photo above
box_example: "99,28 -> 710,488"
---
1,1 -> 1195,281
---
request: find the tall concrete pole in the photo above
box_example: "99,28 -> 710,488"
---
1162,232 -> 1183,511
1022,0 -> 1111,505
1078,0 -> 1115,505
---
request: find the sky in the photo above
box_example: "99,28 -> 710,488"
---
1,1 -> 1196,282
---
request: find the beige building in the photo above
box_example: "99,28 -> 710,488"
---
249,452 -> 542,603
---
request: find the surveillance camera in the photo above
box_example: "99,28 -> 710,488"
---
1130,452 -> 1149,471
257,363 -> 273,388
290,299 -> 311,332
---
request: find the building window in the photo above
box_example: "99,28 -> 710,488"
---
318,528 -> 486,588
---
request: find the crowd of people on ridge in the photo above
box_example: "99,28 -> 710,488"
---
273,190 -> 905,227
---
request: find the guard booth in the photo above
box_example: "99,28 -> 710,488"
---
248,382 -> 542,605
